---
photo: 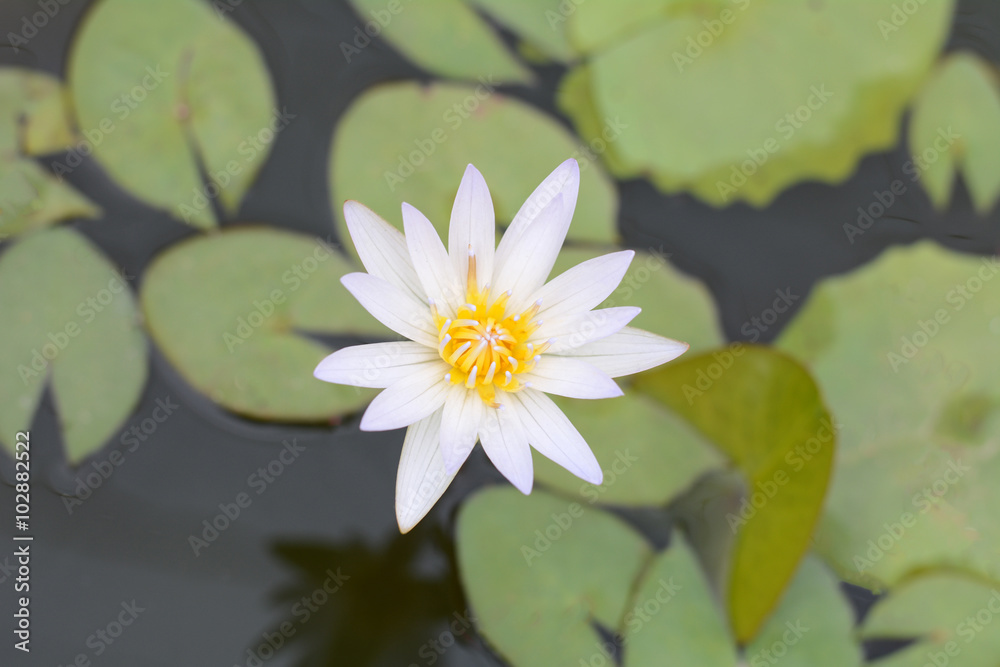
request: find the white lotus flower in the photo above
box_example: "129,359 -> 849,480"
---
315,159 -> 688,532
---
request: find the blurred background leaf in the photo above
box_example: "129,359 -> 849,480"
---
0,68 -> 98,238
0,227 -> 146,463
68,0 -> 277,229
557,0 -> 955,206
778,241 -> 1000,590
909,52 -> 1000,214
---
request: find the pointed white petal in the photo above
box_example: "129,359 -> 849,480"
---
529,250 -> 635,321
521,356 -> 623,399
449,164 -> 495,291
508,389 -> 603,485
491,194 -> 569,312
343,201 -> 424,299
341,272 -> 437,347
533,306 -> 641,353
313,342 -> 442,388
359,361 -> 450,431
557,326 -> 689,377
495,159 -> 580,274
480,398 -> 533,494
396,410 -> 456,533
439,384 -> 484,474
402,202 -> 462,309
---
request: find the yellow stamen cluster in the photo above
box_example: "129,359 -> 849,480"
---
433,252 -> 550,407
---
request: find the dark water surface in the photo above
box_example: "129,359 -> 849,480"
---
2,1 -> 1000,665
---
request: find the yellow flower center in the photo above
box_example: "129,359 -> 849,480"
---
432,253 -> 550,407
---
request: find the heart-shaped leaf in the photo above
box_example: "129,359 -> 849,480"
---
68,0 -> 277,229
457,486 -> 651,667
0,228 -> 146,463
909,52 -> 1000,214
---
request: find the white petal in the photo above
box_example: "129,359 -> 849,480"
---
449,164 -> 495,292
313,342 -> 441,388
533,306 -> 640,353
341,272 -> 437,347
530,250 -> 635,321
439,384 -> 484,474
396,410 -> 456,533
557,326 -> 689,377
480,398 -> 533,494
343,201 -> 424,299
359,361 -> 451,431
495,158 -> 580,273
522,356 -> 623,399
508,389 -> 602,485
402,202 -> 462,309
491,194 -> 569,313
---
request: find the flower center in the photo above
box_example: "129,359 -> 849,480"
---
432,252 -> 550,407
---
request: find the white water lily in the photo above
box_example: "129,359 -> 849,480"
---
315,159 -> 688,532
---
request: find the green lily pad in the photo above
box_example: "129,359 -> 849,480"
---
561,0 -> 954,206
345,0 -> 531,83
533,247 -> 726,506
68,0 -> 277,229
909,52 -> 1000,214
457,486 -> 651,667
777,241 -> 1000,590
0,228 -> 146,463
635,346 -> 836,642
329,81 -> 618,255
861,572 -> 1000,667
0,68 -> 98,238
621,533 -> 738,666
742,557 -> 861,667
140,227 -> 384,421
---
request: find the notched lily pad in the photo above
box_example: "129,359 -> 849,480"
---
68,0 -> 277,229
0,228 -> 146,463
